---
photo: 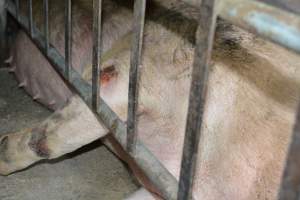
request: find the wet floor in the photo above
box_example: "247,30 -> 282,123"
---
0,68 -> 139,200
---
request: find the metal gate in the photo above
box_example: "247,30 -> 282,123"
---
1,0 -> 300,199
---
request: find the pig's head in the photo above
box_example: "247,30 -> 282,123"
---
82,21 -> 196,180
84,22 -> 194,131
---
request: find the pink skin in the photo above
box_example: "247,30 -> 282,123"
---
7,0 -> 300,199
10,0 -> 133,110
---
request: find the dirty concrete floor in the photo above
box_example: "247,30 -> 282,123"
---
0,68 -> 139,200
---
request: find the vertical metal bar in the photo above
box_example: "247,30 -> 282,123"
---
28,0 -> 33,37
15,0 -> 19,20
177,0 -> 217,199
43,0 -> 49,54
0,0 -> 7,67
127,0 -> 147,154
92,0 -> 102,111
65,0 -> 72,79
278,102 -> 300,200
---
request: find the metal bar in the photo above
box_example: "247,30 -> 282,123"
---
65,0 -> 72,79
92,0 -> 102,112
167,0 -> 300,54
28,0 -> 33,37
15,0 -> 19,20
260,0 -> 300,15
218,0 -> 300,54
177,0 -> 217,199
278,102 -> 300,200
0,0 -> 6,67
127,0 -> 146,154
7,3 -> 178,200
43,0 -> 49,54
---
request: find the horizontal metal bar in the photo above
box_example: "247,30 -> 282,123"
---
278,102 -> 300,200
43,0 -> 49,54
218,0 -> 300,54
7,2 -> 178,200
92,0 -> 102,112
260,0 -> 300,15
149,0 -> 300,54
127,0 -> 146,154
65,0 -> 72,79
177,0 -> 217,199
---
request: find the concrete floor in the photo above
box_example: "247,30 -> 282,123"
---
0,68 -> 139,200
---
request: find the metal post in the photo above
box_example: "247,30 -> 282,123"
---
65,0 -> 72,79
177,0 -> 217,199
278,102 -> 300,200
15,0 -> 19,20
92,0 -> 102,112
28,0 -> 33,37
127,0 -> 147,154
0,0 -> 7,67
43,0 -> 49,54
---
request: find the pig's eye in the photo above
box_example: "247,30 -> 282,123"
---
100,65 -> 118,86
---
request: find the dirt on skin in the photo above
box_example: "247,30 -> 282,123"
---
0,68 -> 139,200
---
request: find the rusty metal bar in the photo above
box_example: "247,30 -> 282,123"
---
177,0 -> 217,199
65,0 -> 72,79
278,102 -> 300,200
92,0 -> 102,112
127,0 -> 146,154
218,0 -> 300,54
43,0 -> 49,54
28,0 -> 33,37
7,2 -> 178,199
0,0 -> 7,67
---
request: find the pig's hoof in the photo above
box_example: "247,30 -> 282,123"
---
0,163 -> 12,176
0,135 -> 12,176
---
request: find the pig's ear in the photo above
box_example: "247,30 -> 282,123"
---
100,63 -> 118,86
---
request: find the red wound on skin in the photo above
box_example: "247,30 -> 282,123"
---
100,65 -> 118,86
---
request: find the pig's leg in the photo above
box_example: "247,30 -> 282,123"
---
0,95 -> 108,175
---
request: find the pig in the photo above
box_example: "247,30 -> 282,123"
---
2,0 -> 159,195
2,0 -> 300,200
0,0 -> 133,174
88,16 -> 300,200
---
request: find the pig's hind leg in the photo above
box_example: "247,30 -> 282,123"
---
9,31 -> 72,110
